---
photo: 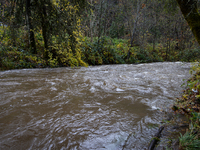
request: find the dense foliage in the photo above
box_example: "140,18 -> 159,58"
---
0,0 -> 200,70
1,33 -> 200,70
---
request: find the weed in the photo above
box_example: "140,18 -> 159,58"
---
179,131 -> 200,150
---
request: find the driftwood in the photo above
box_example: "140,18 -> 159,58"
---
148,126 -> 164,150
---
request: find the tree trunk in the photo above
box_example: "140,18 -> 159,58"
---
127,0 -> 142,60
97,1 -> 103,45
40,1 -> 49,59
176,0 -> 200,45
103,0 -> 108,36
90,0 -> 94,42
26,0 -> 36,54
130,0 -> 141,47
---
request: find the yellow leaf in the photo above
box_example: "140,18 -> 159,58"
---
196,95 -> 200,98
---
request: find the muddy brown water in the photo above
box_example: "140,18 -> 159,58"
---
0,62 -> 191,150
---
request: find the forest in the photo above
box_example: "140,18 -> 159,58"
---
0,0 -> 200,149
0,0 -> 200,70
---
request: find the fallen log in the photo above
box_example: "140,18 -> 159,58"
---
148,126 -> 164,150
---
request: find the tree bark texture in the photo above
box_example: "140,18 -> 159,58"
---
26,0 -> 36,54
176,0 -> 200,45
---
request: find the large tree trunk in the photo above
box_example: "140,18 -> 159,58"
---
26,0 -> 36,54
176,0 -> 200,45
41,1 -> 50,59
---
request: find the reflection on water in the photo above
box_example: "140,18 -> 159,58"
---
0,62 -> 191,149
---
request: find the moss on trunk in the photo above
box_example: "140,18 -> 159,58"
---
176,0 -> 200,45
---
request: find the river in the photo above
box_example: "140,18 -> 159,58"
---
0,62 -> 191,150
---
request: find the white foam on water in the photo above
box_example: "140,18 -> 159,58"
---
116,88 -> 124,92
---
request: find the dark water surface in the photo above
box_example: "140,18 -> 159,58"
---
0,62 -> 191,150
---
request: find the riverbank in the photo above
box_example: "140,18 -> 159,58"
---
154,63 -> 200,150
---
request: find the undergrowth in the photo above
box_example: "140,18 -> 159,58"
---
172,63 -> 200,150
1,25 -> 200,71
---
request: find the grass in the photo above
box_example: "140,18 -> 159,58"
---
179,131 -> 200,150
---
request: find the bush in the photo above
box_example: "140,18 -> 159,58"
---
0,45 -> 46,70
80,36 -> 126,65
179,48 -> 200,62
